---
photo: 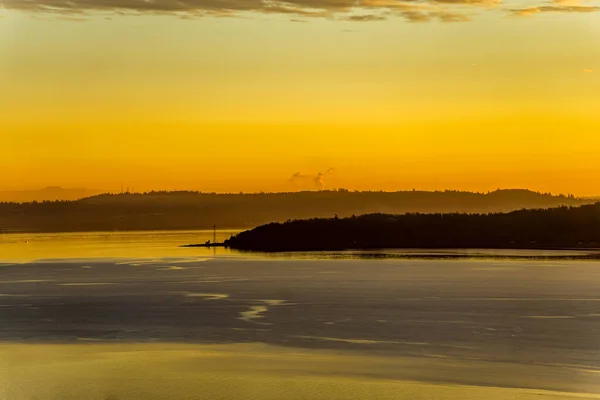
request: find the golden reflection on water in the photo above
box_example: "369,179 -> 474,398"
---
2,230 -> 597,264
1,343 -> 598,400
0,230 -> 240,261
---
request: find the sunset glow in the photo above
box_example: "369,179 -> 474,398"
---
2,5 -> 600,195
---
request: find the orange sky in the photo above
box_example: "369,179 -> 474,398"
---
2,5 -> 600,195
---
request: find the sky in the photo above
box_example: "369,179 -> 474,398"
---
1,0 -> 600,196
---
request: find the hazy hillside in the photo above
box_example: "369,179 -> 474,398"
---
0,187 -> 101,203
226,203 -> 600,252
0,189 -> 591,233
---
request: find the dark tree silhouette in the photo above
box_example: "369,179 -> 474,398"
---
224,203 -> 600,252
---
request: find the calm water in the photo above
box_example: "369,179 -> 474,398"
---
1,230 -> 597,263
2,231 -> 600,399
0,230 -> 241,262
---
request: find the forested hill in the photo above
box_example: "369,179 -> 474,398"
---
0,189 -> 591,233
225,203 -> 600,252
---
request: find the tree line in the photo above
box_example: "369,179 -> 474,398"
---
225,203 -> 600,252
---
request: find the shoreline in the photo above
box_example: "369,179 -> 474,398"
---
252,251 -> 600,261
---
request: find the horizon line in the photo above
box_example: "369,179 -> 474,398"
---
1,188 -> 598,204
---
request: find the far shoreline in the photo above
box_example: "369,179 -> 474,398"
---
220,248 -> 600,261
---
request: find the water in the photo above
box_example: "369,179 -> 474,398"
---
2,230 -> 597,263
0,230 -> 240,262
2,231 -> 600,399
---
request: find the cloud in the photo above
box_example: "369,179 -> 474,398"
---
7,0 -> 598,22
511,0 -> 600,16
314,168 -> 335,190
289,172 -> 310,183
391,8 -> 471,22
341,14 -> 387,21
512,5 -> 600,15
434,0 -> 499,5
401,11 -> 435,22
430,10 -> 472,21
0,0 -> 494,22
289,168 -> 335,190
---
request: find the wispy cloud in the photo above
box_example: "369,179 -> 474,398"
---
341,14 -> 387,21
510,0 -> 600,16
289,168 -> 335,190
0,0 -> 490,22
4,0 -> 599,21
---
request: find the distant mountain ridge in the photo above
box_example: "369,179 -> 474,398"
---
0,187 -> 100,203
0,189 -> 592,233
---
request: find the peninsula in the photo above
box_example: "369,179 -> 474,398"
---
224,203 -> 600,252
